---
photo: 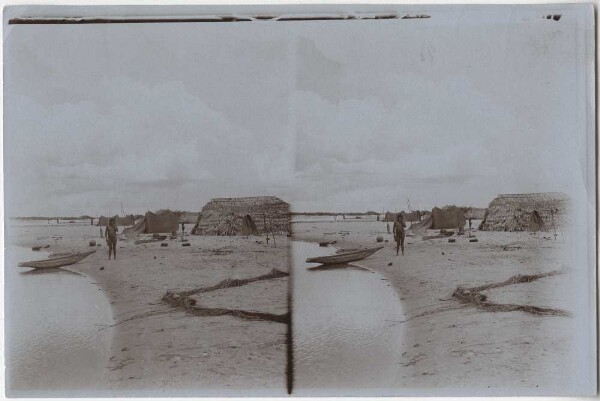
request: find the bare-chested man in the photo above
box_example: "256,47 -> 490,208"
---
105,218 -> 118,260
393,214 -> 406,256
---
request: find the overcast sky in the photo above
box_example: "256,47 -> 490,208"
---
4,5 -> 593,216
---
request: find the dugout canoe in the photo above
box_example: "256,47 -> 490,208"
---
306,246 -> 384,265
18,250 -> 96,269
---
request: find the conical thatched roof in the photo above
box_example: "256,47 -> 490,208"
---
191,196 -> 290,236
479,193 -> 569,231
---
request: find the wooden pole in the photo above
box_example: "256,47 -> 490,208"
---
263,213 -> 269,244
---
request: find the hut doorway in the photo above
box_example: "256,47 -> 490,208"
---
528,210 -> 546,232
241,214 -> 258,236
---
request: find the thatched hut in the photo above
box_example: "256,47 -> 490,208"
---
478,193 -> 569,231
191,196 -> 290,236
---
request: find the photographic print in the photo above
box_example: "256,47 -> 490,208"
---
4,6 -> 296,396
3,3 -> 596,397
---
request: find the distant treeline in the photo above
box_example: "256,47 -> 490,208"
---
14,215 -> 94,221
13,214 -> 145,221
13,210 -> 192,221
291,211 -> 380,216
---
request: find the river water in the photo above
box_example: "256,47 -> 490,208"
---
292,241 -> 406,395
5,222 -> 114,396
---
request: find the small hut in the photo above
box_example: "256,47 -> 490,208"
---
478,193 -> 569,231
409,206 -> 466,231
122,210 -> 179,235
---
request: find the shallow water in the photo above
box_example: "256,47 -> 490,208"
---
5,225 -> 114,396
292,241 -> 405,395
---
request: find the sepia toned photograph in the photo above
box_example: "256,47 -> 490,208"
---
3,3 -> 597,397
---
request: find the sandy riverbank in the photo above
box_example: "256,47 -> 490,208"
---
292,219 -> 586,395
10,222 -> 289,396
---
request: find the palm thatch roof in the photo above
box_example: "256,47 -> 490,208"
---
479,193 -> 569,231
191,196 -> 290,236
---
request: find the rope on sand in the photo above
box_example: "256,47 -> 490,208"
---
178,268 -> 288,297
163,268 -> 290,324
453,271 -> 570,317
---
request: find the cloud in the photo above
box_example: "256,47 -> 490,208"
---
5,77 -> 295,216
291,69 -> 573,210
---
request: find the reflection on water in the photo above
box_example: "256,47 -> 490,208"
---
307,263 -> 371,272
20,268 -> 83,277
293,241 -> 405,394
5,244 -> 114,396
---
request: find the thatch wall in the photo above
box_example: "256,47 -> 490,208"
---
405,206 -> 466,231
191,196 -> 290,236
178,212 -> 200,224
97,215 -> 135,227
408,215 -> 433,231
431,206 -> 466,229
407,207 -> 465,231
122,211 -> 179,235
383,210 -> 422,222
479,193 -> 569,231
465,208 -> 487,220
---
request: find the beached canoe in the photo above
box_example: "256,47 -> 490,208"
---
306,246 -> 384,265
18,250 -> 96,269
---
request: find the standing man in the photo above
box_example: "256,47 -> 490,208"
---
181,221 -> 185,237
105,218 -> 118,260
393,213 -> 406,256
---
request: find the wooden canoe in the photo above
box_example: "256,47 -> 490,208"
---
306,246 -> 384,265
19,250 -> 96,269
